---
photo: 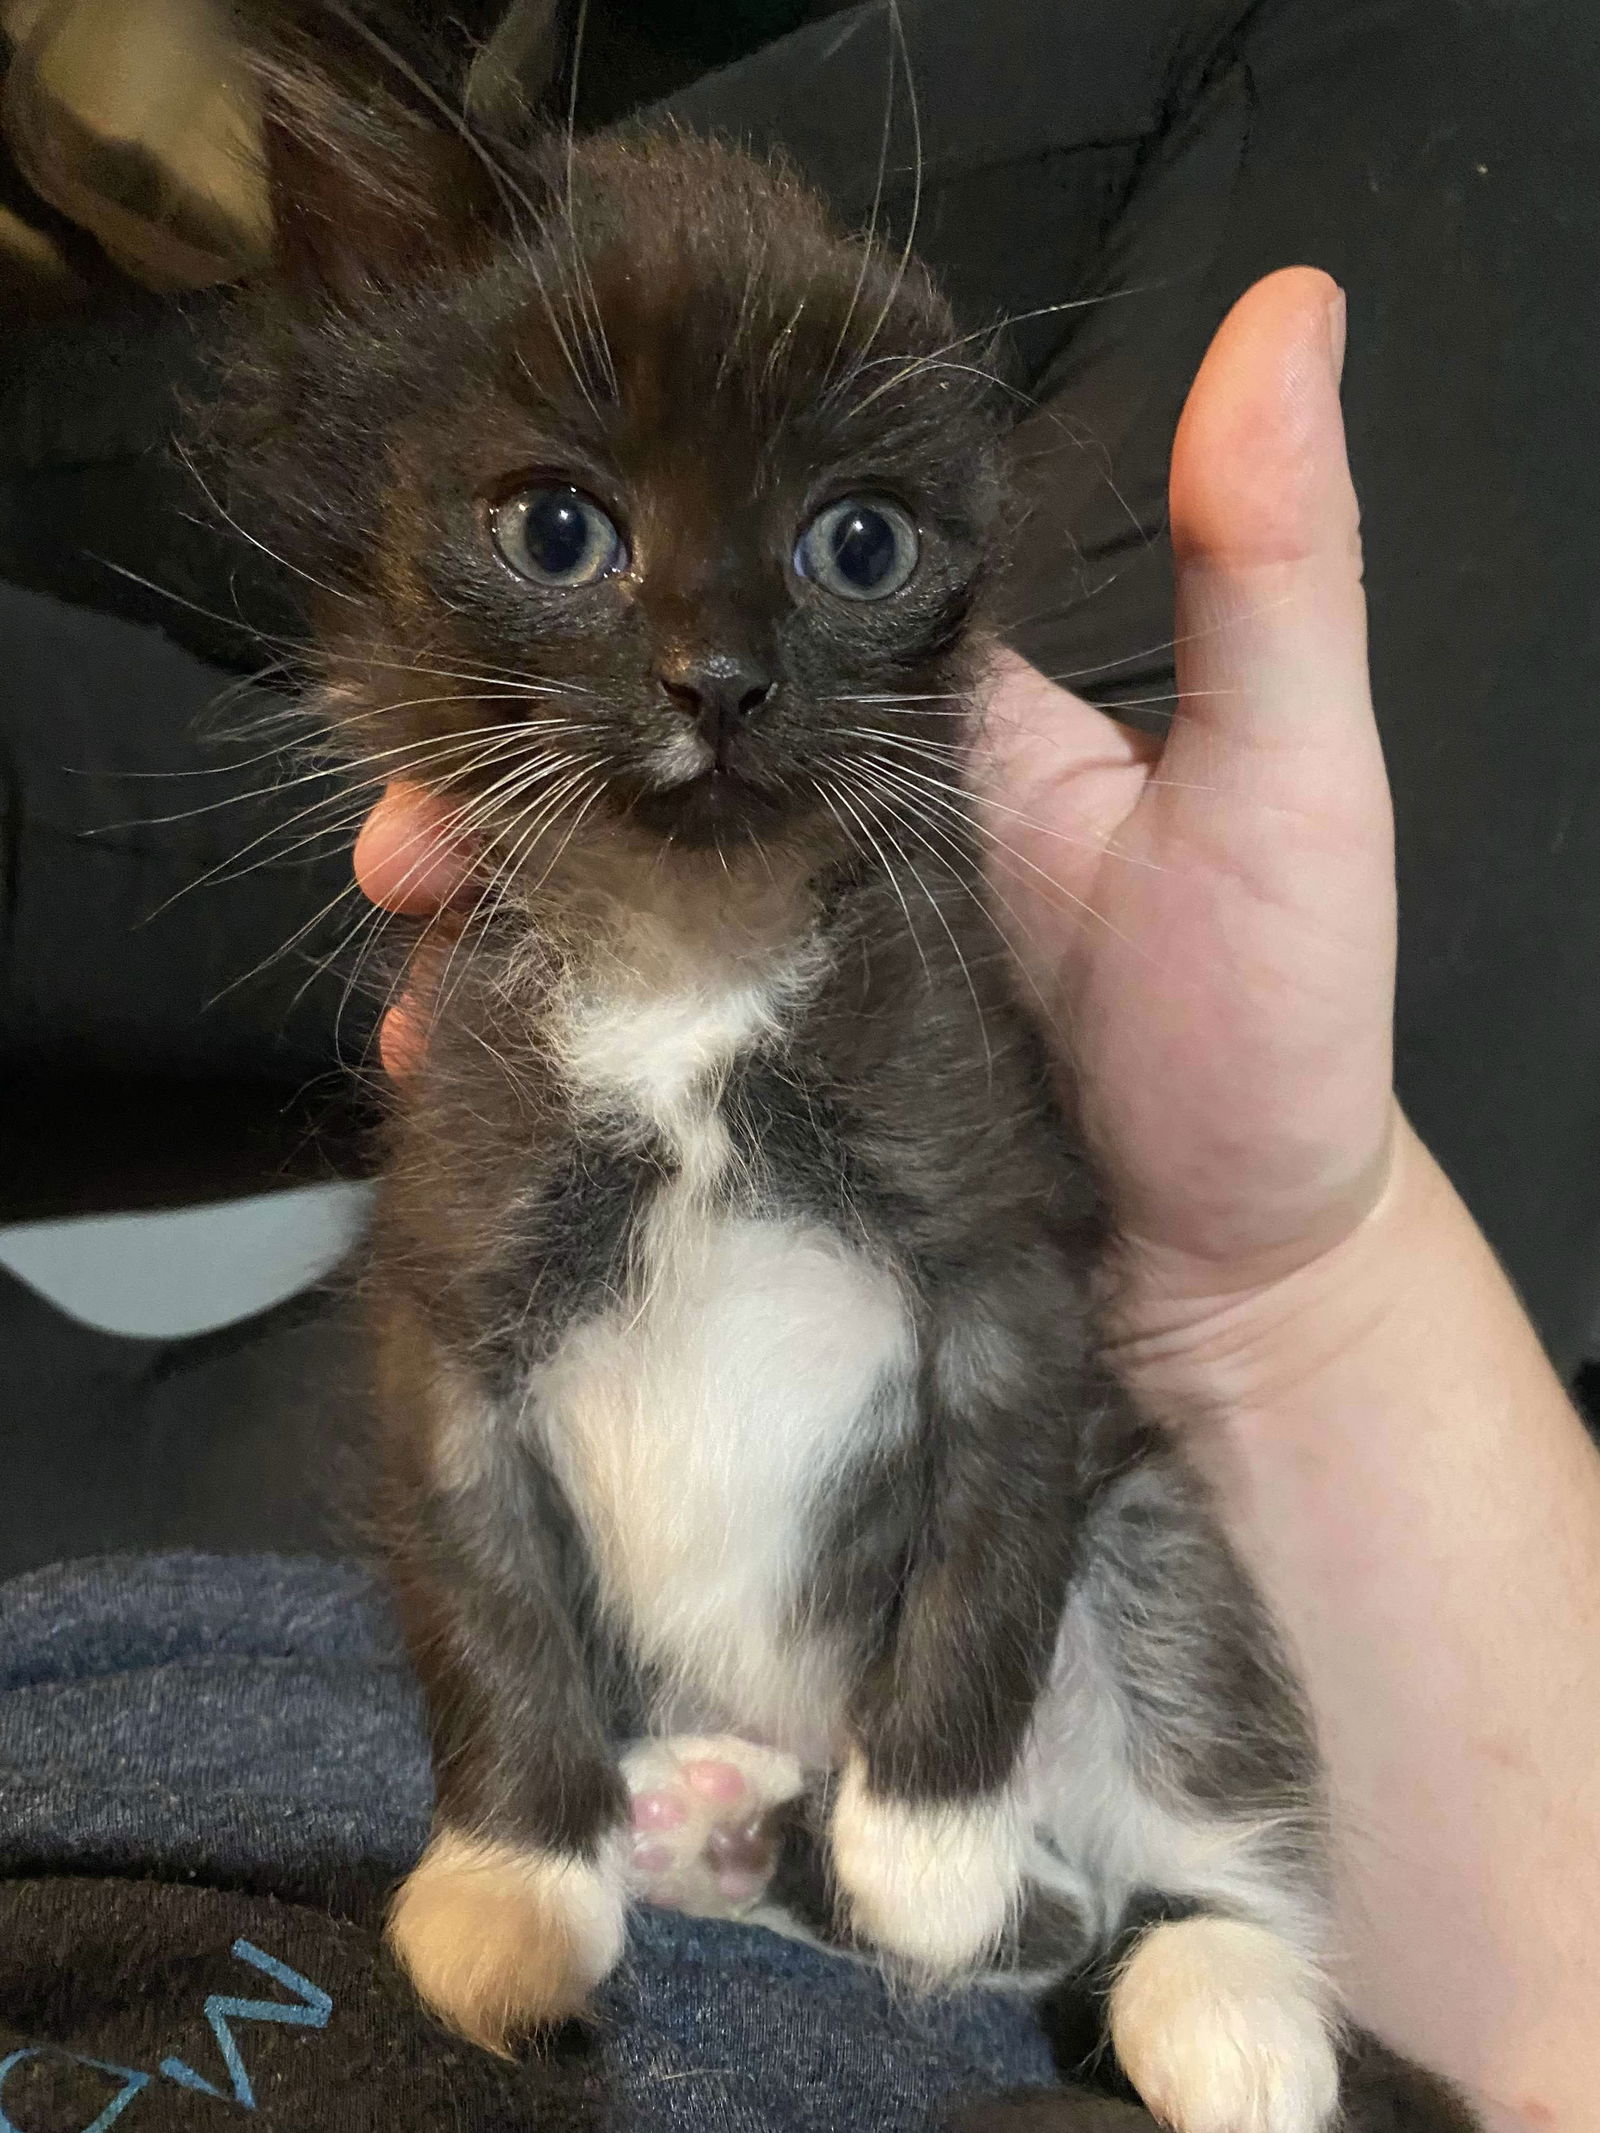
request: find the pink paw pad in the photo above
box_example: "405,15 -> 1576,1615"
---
630,1840 -> 676,1876
682,1759 -> 748,1805
620,1735 -> 805,1921
631,1789 -> 689,1832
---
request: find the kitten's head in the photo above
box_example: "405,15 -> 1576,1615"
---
228,22 -> 1005,873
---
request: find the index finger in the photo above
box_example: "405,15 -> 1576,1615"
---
354,781 -> 478,914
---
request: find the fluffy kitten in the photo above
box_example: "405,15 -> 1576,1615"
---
223,14 -> 1478,2130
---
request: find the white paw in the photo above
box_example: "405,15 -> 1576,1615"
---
388,1828 -> 626,2054
620,1734 -> 805,1919
829,1753 -> 1025,1976
1109,1916 -> 1341,2133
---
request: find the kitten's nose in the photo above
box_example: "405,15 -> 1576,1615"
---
658,653 -> 774,750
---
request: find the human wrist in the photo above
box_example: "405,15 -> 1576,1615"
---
1107,1120 -> 1600,2132
1099,1109 -> 1459,1430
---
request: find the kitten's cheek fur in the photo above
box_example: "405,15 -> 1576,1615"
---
387,1830 -> 628,2054
1110,1918 -> 1340,2133
828,1752 -> 1025,1975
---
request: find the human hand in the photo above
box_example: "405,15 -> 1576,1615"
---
976,268 -> 1397,1344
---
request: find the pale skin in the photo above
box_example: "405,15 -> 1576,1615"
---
355,270 -> 1600,2131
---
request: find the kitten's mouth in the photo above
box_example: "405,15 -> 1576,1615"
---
629,760 -> 790,847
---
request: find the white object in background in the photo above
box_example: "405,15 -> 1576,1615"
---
0,1180 -> 373,1339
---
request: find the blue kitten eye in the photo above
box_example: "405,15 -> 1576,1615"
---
491,485 -> 625,587
795,497 -> 919,601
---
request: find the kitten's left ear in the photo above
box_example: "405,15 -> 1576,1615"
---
239,3 -> 542,309
465,0 -> 566,131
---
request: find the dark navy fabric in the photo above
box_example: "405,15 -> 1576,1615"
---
0,1554 -> 428,1890
0,1552 -> 1061,2131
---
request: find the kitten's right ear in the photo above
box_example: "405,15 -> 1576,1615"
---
238,4 -> 539,309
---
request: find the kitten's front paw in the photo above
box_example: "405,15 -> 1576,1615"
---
1109,1917 -> 1340,2133
621,1734 -> 804,1918
388,1829 -> 626,2054
829,1752 -> 1025,1976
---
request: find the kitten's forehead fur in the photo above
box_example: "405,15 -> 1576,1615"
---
396,131 -> 995,660
505,132 -> 960,468
349,129 -> 994,536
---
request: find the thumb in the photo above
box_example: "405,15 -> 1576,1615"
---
1160,268 -> 1389,885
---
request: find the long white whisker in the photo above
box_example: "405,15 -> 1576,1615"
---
824,773 -> 935,994
559,0 -> 619,404
175,726 -> 583,898
849,354 -> 1023,421
843,724 -> 969,760
88,557 -> 597,702
172,443 -> 360,609
845,752 -> 1151,958
139,728 -> 590,916
837,758 -> 1055,1019
876,280 -> 1177,375
310,749 -> 605,1050
201,873 -> 368,1013
819,0 -> 899,396
858,0 -> 923,363
1007,594 -> 1293,688
424,758 -> 605,1034
847,739 -> 1168,873
103,711 -> 580,832
836,691 -> 967,704
277,746 -> 604,1056
831,761 -> 994,1087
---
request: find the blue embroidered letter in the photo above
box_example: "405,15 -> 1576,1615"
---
0,2047 -> 150,2133
159,1939 -> 333,2109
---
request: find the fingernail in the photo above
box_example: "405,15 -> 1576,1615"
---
1326,286 -> 1347,387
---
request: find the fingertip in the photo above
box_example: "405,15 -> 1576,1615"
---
379,999 -> 427,1079
355,782 -> 475,914
1325,280 -> 1347,387
1170,267 -> 1354,571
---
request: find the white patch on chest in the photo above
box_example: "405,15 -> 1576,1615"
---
533,940 -> 915,1762
560,975 -> 774,1138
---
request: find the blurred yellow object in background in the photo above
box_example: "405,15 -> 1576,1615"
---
2,0 -> 269,300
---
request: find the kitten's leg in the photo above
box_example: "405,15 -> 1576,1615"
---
1037,1459 -> 1343,2133
379,1331 -> 630,2054
620,1734 -> 804,1917
826,1303 -> 1091,1977
1107,1917 -> 1338,2133
998,1989 -> 1481,2133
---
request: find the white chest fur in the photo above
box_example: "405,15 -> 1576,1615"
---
531,927 -> 914,1760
